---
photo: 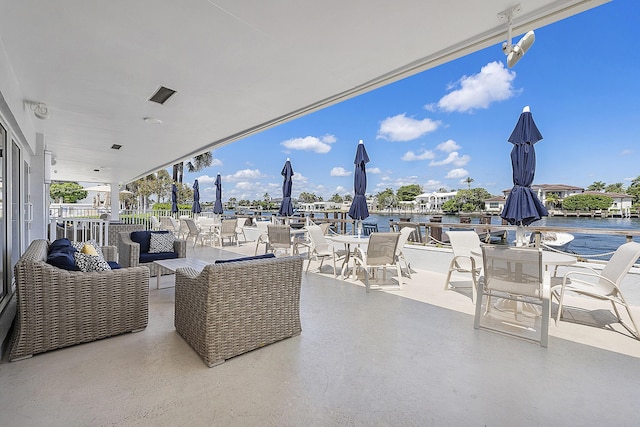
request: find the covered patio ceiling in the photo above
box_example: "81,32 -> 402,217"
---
0,0 -> 607,184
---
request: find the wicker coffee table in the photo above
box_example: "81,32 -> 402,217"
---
153,258 -> 210,289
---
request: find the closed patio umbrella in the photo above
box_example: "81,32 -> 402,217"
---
213,173 -> 224,215
192,179 -> 201,214
348,140 -> 370,235
500,106 -> 548,245
278,158 -> 294,217
171,184 -> 178,214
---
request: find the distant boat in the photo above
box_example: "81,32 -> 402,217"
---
522,231 -> 574,251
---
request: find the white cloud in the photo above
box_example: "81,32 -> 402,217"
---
368,167 -> 382,174
376,113 -> 440,142
335,185 -> 347,194
235,181 -> 254,190
401,150 -> 435,161
330,167 -> 351,177
421,179 -> 443,191
195,174 -> 217,184
429,152 -> 471,167
436,139 -> 460,153
292,172 -> 308,185
225,169 -> 266,181
281,136 -> 333,153
621,149 -> 633,155
435,61 -> 517,113
322,134 -> 337,144
446,168 -> 468,179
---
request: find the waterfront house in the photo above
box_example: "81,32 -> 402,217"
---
484,196 -> 506,213
415,191 -> 458,212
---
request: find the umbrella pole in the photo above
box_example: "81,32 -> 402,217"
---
515,224 -> 525,247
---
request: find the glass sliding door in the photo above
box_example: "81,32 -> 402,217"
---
11,140 -> 21,272
0,124 -> 5,302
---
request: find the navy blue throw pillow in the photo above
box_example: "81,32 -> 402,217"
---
47,246 -> 80,271
49,238 -> 74,253
107,261 -> 121,270
214,253 -> 276,264
130,231 -> 152,253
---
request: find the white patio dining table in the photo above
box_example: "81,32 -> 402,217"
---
327,234 -> 370,278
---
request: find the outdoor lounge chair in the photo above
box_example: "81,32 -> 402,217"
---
475,245 -> 551,347
352,232 -> 402,293
266,224 -> 293,255
183,218 -> 203,248
552,241 -> 640,340
235,217 -> 248,243
444,230 -> 482,303
304,224 -> 346,277
396,226 -> 413,278
217,218 -> 238,246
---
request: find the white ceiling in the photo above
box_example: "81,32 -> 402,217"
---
0,0 -> 608,184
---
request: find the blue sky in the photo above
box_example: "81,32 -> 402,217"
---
181,0 -> 639,204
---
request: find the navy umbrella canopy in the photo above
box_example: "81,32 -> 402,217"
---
171,183 -> 178,213
278,159 -> 294,216
213,173 -> 223,214
500,106 -> 548,227
191,179 -> 201,214
348,140 -> 370,222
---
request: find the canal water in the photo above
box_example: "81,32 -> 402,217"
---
236,210 -> 639,261
365,213 -> 640,261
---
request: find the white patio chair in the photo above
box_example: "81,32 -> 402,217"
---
183,218 -> 203,248
475,245 -> 551,347
304,224 -> 347,277
254,220 -> 270,255
552,241 -> 640,340
266,224 -> 293,256
150,215 -> 162,231
159,216 -> 178,235
444,230 -> 482,303
352,232 -> 402,293
396,226 -> 413,279
235,217 -> 248,243
217,218 -> 238,247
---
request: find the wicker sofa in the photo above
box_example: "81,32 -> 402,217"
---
118,230 -> 187,277
10,239 -> 150,361
175,255 -> 304,367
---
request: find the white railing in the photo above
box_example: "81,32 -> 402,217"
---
48,218 -> 109,246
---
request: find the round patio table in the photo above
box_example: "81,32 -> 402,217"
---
327,235 -> 370,278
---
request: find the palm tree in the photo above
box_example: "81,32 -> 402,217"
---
172,152 -> 214,183
545,193 -> 560,209
587,181 -> 606,192
464,177 -> 474,190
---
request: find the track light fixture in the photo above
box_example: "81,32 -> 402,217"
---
26,101 -> 50,120
498,4 -> 535,68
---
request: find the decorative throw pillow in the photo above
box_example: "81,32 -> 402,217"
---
74,252 -> 112,272
81,243 -> 99,256
149,232 -> 175,253
72,239 -> 105,259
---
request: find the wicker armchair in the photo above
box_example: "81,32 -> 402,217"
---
175,256 -> 304,367
117,231 -> 187,277
10,239 -> 150,361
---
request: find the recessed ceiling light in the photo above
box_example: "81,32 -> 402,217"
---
111,144 -> 122,150
143,117 -> 162,124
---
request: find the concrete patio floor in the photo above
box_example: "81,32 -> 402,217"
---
1,238 -> 640,426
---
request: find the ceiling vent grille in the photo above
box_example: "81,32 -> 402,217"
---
148,86 -> 176,104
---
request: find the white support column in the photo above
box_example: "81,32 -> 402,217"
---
110,182 -> 120,221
